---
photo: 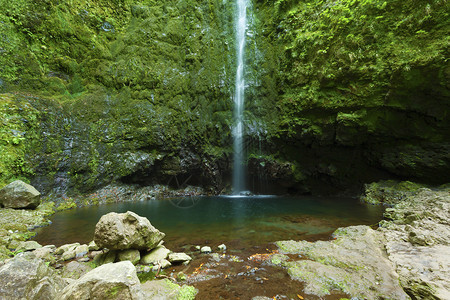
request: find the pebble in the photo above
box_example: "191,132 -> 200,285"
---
201,246 -> 212,253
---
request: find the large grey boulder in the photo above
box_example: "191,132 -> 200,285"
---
276,226 -> 409,299
0,180 -> 41,209
59,261 -> 144,300
378,188 -> 450,299
94,211 -> 165,250
0,252 -> 67,300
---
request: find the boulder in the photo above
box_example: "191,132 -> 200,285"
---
61,244 -> 89,261
276,226 -> 409,299
0,245 -> 11,261
140,245 -> 170,265
117,249 -> 140,265
0,252 -> 66,299
55,243 -> 80,256
88,241 -> 100,251
167,252 -> 192,264
159,259 -> 171,269
0,180 -> 41,209
61,261 -> 94,280
59,261 -> 144,300
7,239 -> 21,250
16,241 -> 42,252
32,247 -> 55,263
94,211 -> 165,251
93,250 -> 117,266
43,245 -> 56,252
378,188 -> 450,299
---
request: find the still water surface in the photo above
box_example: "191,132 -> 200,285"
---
34,195 -> 384,249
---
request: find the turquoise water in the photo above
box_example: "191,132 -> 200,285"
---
34,196 -> 384,249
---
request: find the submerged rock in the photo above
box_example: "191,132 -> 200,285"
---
59,261 -> 144,299
0,180 -> 41,209
277,225 -> 409,299
94,211 -> 165,251
0,252 -> 67,299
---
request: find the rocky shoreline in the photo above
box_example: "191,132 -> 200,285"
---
0,181 -> 449,299
272,182 -> 450,299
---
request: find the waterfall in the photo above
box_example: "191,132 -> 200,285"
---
232,0 -> 247,194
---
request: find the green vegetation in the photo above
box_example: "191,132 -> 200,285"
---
0,0 -> 238,194
361,180 -> 426,204
137,270 -> 156,283
55,199 -> 77,211
0,0 -> 448,194
251,0 -> 449,191
0,94 -> 39,188
163,279 -> 198,300
266,0 -> 448,110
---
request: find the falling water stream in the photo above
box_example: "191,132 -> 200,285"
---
232,0 -> 247,194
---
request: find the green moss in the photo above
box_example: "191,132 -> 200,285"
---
108,285 -> 123,297
55,199 -> 77,211
0,245 -> 13,260
0,94 -> 39,188
137,271 -> 156,283
270,253 -> 289,266
177,285 -> 198,300
36,201 -> 56,216
361,180 -> 426,205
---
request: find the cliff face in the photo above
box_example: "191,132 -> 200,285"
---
0,0 -> 448,194
250,0 -> 450,193
1,0 -> 237,193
